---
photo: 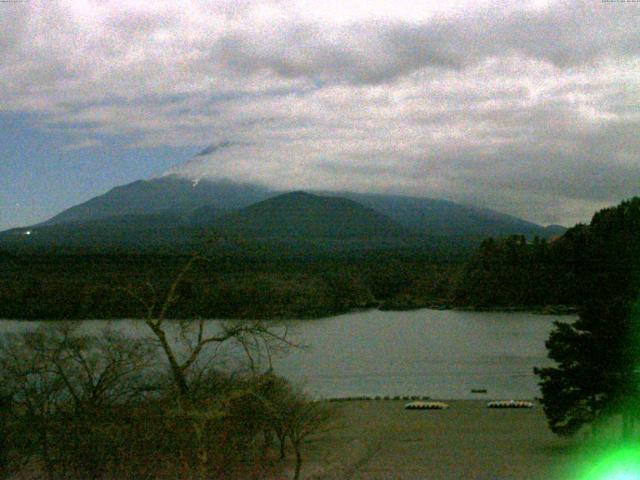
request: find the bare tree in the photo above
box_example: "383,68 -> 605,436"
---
46,323 -> 157,411
249,374 -> 333,480
0,327 -> 69,480
0,323 -> 157,480
282,393 -> 332,480
0,392 -> 9,480
123,253 -> 293,478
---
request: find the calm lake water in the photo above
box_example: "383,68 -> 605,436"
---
0,309 -> 570,400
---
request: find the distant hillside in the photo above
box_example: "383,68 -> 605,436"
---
2,174 -> 566,253
44,175 -> 273,225
0,213 -> 208,252
541,224 -> 568,238
190,205 -> 224,224
37,174 -> 561,239
210,191 -> 411,240
321,192 -> 563,241
0,192 -> 420,254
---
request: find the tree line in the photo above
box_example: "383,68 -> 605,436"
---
0,249 -> 459,320
452,229 -> 590,309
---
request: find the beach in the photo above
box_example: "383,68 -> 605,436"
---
297,400 -> 578,480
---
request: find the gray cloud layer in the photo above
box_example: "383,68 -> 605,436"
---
1,0 -> 639,225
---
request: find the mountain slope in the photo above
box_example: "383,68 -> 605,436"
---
2,174 -> 567,253
210,191 -> 410,240
320,192 -> 562,240
0,192 -> 417,253
37,174 -> 561,240
44,175 -> 274,225
0,213 -> 208,251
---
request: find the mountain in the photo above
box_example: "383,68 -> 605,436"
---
0,192 -> 418,254
0,213 -> 208,251
189,205 -> 225,225
210,191 -> 411,240
541,224 -> 568,238
318,192 -> 564,241
1,174 -> 566,253
43,175 -> 274,225
38,175 -> 562,240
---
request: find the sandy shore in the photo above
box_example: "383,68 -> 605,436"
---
297,400 -> 579,480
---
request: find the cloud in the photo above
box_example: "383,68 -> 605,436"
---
210,1 -> 640,85
195,141 -> 234,157
0,0 -> 639,225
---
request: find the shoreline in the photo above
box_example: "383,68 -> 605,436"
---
300,399 -> 578,480
0,304 -> 579,322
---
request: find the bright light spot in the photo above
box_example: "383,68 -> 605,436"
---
24,230 -> 31,236
579,445 -> 640,480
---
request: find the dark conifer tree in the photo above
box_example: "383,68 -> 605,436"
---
535,198 -> 640,437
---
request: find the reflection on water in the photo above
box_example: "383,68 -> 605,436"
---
0,309 -> 569,399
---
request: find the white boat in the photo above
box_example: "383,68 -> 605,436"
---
404,401 -> 449,410
486,400 -> 534,409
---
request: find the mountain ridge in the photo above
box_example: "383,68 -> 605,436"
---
2,175 -> 566,252
42,175 -> 274,226
208,191 -> 411,240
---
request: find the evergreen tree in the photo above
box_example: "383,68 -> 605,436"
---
535,300 -> 640,436
535,198 -> 640,437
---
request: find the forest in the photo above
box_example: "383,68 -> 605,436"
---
1,197 -> 638,320
0,247 -> 458,320
455,197 -> 640,310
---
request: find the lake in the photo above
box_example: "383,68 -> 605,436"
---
0,308 -> 569,400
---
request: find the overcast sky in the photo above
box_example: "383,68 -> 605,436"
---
1,0 -> 639,230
